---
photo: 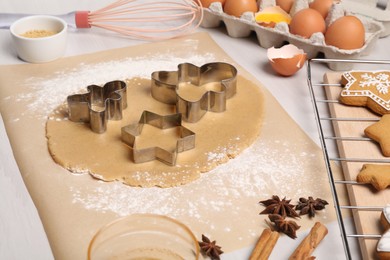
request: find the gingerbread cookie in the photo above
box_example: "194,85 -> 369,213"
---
365,114 -> 390,157
357,164 -> 390,190
340,71 -> 390,115
377,205 -> 390,259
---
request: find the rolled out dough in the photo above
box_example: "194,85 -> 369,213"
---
46,75 -> 264,187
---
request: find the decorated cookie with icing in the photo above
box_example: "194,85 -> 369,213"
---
340,71 -> 390,115
377,204 -> 390,259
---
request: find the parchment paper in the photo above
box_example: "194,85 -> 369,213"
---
0,32 -> 344,259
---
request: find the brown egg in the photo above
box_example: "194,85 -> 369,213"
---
289,8 -> 326,38
199,0 -> 226,8
224,0 -> 258,17
267,44 -> 307,77
309,0 -> 334,19
325,16 -> 365,50
276,0 -> 295,13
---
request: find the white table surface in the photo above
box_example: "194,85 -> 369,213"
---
1,1 -> 390,259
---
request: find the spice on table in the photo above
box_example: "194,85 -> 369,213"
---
266,214 -> 301,239
259,195 -> 300,218
20,29 -> 57,38
249,228 -> 279,260
198,234 -> 223,260
289,222 -> 328,260
295,196 -> 329,218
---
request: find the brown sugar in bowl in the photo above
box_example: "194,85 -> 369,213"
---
10,15 -> 67,63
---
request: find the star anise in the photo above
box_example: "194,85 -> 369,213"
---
296,196 -> 329,218
259,195 -> 300,218
267,214 -> 301,239
198,234 -> 223,260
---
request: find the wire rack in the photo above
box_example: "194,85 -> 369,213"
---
307,58 -> 390,260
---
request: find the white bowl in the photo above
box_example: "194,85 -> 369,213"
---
10,15 -> 67,63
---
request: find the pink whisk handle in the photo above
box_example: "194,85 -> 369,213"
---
75,11 -> 91,28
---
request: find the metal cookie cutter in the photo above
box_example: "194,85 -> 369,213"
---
151,62 -> 237,123
121,110 -> 195,166
67,80 -> 127,134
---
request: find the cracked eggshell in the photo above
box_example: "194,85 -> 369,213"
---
255,6 -> 291,28
267,44 -> 307,76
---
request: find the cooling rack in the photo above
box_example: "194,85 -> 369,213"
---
307,58 -> 390,260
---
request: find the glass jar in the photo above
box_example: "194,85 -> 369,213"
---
88,213 -> 202,260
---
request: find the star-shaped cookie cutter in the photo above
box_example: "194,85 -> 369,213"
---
67,80 -> 127,134
151,62 -> 237,123
121,110 -> 195,166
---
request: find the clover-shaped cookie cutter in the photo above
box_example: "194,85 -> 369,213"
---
151,62 -> 237,123
67,80 -> 127,134
121,110 -> 195,166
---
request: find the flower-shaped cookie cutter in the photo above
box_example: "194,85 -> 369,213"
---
67,80 -> 127,134
151,62 -> 237,123
121,110 -> 195,166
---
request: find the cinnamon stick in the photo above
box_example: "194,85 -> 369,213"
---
289,222 -> 328,260
249,228 -> 280,260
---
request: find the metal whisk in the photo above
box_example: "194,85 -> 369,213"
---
0,0 -> 204,40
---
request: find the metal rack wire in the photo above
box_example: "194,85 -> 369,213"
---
306,58 -> 390,259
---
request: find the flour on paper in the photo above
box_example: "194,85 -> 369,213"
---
6,51 -> 218,120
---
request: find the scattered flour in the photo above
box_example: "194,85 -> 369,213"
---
7,52 -> 218,120
70,139 -> 322,223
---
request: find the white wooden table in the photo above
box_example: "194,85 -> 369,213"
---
1,0 -> 390,259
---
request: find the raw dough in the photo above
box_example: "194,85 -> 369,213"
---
46,75 -> 264,187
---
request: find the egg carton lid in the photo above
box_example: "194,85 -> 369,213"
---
200,0 -> 385,70
342,0 -> 390,37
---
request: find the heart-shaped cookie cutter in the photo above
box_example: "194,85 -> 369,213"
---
151,62 -> 237,123
121,110 -> 195,166
67,80 -> 127,133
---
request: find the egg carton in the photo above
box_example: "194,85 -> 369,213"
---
200,0 -> 385,70
342,0 -> 390,37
